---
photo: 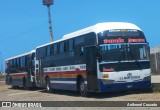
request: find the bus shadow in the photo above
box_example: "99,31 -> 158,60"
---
40,89 -> 153,99
40,89 -> 80,97
9,86 -> 43,91
88,90 -> 152,99
8,86 -> 153,99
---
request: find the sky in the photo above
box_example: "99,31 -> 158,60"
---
0,0 -> 160,72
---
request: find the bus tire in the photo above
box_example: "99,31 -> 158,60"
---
46,78 -> 52,93
10,78 -> 17,89
79,79 -> 88,97
23,78 -> 29,90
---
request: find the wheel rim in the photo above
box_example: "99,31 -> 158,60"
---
80,81 -> 85,94
47,82 -> 50,91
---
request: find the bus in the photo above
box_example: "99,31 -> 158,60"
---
35,22 -> 151,96
5,50 -> 35,89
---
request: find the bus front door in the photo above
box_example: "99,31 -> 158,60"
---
35,58 -> 45,87
39,58 -> 45,87
85,46 -> 99,91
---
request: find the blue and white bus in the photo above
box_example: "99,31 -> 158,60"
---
34,22 -> 151,96
5,50 -> 35,89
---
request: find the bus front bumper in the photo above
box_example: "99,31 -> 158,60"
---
99,80 -> 151,92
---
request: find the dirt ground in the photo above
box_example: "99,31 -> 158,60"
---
0,81 -> 160,110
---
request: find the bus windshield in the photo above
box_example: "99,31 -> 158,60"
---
100,44 -> 150,62
129,44 -> 149,61
100,44 -> 126,62
98,29 -> 149,62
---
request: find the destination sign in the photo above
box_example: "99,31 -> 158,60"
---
103,38 -> 146,44
109,29 -> 138,32
128,38 -> 145,43
104,38 -> 124,43
98,29 -> 146,44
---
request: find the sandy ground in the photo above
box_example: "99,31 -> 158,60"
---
0,75 -> 160,110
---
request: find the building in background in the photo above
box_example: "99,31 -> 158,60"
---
150,46 -> 160,75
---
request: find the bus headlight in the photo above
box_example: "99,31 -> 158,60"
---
103,74 -> 109,78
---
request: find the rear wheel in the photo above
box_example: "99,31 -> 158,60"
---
23,78 -> 29,90
79,79 -> 88,97
46,78 -> 52,93
10,78 -> 17,89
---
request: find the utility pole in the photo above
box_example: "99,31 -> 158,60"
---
0,52 -> 2,73
43,0 -> 54,42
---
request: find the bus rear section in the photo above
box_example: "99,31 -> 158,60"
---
97,29 -> 151,92
5,50 -> 36,89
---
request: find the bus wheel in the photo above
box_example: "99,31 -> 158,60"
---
79,79 -> 88,97
46,78 -> 52,93
23,79 -> 29,90
11,78 -> 17,89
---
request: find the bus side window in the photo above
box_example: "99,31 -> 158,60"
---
50,44 -> 54,55
53,44 -> 58,54
57,43 -> 60,54
75,35 -> 85,57
68,39 -> 74,56
46,46 -> 51,56
60,42 -> 64,54
69,39 -> 74,52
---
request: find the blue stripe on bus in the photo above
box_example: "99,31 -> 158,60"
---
50,78 -> 87,81
49,78 -> 87,91
99,80 -> 151,92
50,78 -> 77,81
50,83 -> 77,91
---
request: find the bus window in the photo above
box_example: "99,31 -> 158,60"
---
17,57 -> 20,67
14,59 -> 17,67
129,44 -> 149,61
60,42 -> 64,53
46,46 -> 51,56
53,44 -> 58,54
9,60 -> 12,67
21,56 -> 25,67
75,36 -> 84,45
25,55 -> 28,66
64,41 -> 67,52
50,44 -> 54,55
100,44 -> 125,62
69,39 -> 74,52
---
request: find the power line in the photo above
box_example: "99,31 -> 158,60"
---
0,22 -> 48,43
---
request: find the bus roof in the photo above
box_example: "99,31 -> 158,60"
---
37,22 -> 142,49
63,22 -> 142,39
5,50 -> 35,61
